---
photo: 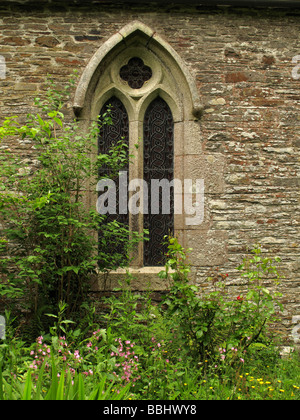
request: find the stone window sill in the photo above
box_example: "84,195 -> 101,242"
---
91,266 -> 172,291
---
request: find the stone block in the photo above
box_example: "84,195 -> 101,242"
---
184,229 -> 228,267
183,120 -> 203,155
183,154 -> 225,195
35,36 -> 60,48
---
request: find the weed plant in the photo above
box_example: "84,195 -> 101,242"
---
0,238 -> 299,400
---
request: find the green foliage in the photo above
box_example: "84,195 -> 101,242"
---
0,72 -> 142,330
160,237 -> 284,369
0,366 -> 131,400
0,238 -> 299,400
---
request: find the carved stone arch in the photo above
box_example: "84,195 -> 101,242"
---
137,87 -> 181,124
73,20 -> 203,121
74,21 -> 204,288
91,87 -> 135,123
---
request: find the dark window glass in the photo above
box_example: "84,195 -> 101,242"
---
143,97 -> 174,266
120,57 -> 152,89
98,97 -> 129,262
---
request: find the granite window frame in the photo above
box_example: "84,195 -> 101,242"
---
73,21 -> 202,289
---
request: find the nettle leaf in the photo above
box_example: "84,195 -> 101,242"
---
53,117 -> 63,127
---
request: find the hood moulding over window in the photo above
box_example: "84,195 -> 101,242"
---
73,20 -> 203,122
73,21 -> 203,290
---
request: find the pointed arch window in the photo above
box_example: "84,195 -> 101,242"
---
143,97 -> 174,266
98,93 -> 174,267
98,96 -> 129,260
74,21 -> 202,274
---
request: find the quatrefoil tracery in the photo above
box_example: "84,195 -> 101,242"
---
120,57 -> 152,89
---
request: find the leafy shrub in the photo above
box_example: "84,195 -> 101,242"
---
0,238 -> 299,400
0,73 -> 142,334
159,237 -> 284,369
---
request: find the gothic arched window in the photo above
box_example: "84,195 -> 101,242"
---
74,21 -> 202,276
143,97 -> 174,266
98,93 -> 174,267
98,96 -> 129,261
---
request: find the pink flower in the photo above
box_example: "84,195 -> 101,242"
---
74,350 -> 81,360
157,343 -> 161,347
240,358 -> 244,363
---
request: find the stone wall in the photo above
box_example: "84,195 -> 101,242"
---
0,1 -> 299,343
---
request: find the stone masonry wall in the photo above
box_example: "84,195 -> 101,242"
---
0,1 -> 299,343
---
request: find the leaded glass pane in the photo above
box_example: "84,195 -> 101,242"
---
120,57 -> 152,89
143,97 -> 174,266
98,97 -> 129,263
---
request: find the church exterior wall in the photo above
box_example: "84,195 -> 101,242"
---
0,1 -> 299,343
